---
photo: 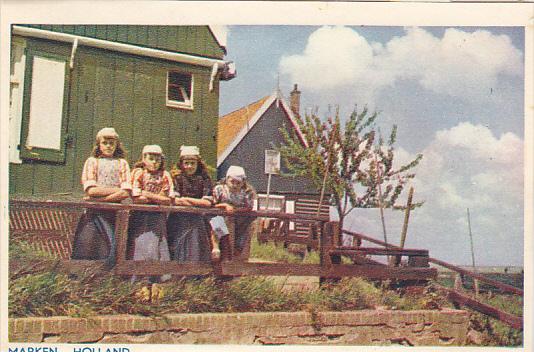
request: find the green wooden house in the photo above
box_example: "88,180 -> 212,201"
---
9,24 -> 235,196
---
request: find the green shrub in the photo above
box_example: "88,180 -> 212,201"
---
250,237 -> 302,263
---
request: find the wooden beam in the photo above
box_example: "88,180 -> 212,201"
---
344,230 -> 523,296
10,199 -> 329,222
332,247 -> 428,256
114,261 -> 213,276
220,262 -> 437,280
343,230 -> 400,249
430,258 -> 523,296
436,285 -> 523,330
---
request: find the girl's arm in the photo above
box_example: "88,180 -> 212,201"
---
86,187 -> 129,202
175,197 -> 212,207
139,190 -> 172,205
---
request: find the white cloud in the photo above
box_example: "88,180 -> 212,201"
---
345,122 -> 524,266
280,26 -> 374,90
279,26 -> 522,104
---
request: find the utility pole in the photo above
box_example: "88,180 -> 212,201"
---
467,208 -> 479,297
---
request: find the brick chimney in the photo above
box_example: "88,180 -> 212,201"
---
289,84 -> 301,116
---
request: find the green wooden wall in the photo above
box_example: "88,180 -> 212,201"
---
10,34 -> 220,196
20,25 -> 225,59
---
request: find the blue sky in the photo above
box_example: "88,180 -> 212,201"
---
220,26 -> 525,266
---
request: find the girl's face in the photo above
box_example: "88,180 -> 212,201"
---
182,157 -> 198,176
99,138 -> 117,158
227,176 -> 243,192
143,153 -> 162,172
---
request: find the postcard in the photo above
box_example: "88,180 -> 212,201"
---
1,1 -> 532,352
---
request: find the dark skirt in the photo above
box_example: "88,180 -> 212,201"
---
71,210 -> 116,267
167,213 -> 211,263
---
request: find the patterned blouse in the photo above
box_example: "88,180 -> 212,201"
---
81,157 -> 131,191
131,168 -> 174,197
212,183 -> 255,209
172,174 -> 212,201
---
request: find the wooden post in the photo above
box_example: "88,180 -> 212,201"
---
320,221 -> 339,285
374,153 -> 389,263
467,208 -> 479,298
114,209 -> 130,265
396,187 -> 414,266
319,221 -> 334,267
317,123 -> 338,216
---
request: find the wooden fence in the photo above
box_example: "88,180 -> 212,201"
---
343,230 -> 523,330
9,199 -> 436,281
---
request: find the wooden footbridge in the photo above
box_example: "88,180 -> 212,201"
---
9,199 -> 523,330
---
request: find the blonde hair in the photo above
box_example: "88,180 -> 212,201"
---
91,135 -> 127,159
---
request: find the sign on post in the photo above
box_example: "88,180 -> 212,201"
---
264,150 -> 280,211
264,150 -> 280,175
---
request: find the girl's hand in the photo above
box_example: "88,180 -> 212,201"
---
215,203 -> 234,213
133,195 -> 149,204
174,198 -> 192,206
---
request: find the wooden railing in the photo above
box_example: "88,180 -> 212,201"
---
9,199 -> 436,281
343,230 -> 523,330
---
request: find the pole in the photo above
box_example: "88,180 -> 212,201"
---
399,187 -> 414,249
317,123 -> 337,216
396,186 -> 414,266
374,153 -> 389,262
467,208 -> 479,297
265,173 -> 272,210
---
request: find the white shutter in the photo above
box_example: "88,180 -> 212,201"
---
26,56 -> 66,150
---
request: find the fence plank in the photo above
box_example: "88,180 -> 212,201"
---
436,285 -> 522,330
114,210 -> 130,263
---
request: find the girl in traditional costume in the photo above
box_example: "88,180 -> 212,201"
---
167,146 -> 214,263
71,127 -> 131,268
128,145 -> 173,281
212,166 -> 256,262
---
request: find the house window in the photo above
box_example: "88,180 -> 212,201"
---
166,71 -> 193,109
20,49 -> 70,163
257,194 -> 285,212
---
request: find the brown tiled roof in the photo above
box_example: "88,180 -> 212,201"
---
217,96 -> 271,158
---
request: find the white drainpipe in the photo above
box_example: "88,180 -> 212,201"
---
12,25 -> 235,80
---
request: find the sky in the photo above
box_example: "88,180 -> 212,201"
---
220,25 -> 525,267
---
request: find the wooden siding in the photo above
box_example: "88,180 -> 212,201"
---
218,102 -> 319,195
19,25 -> 225,59
10,37 -> 219,196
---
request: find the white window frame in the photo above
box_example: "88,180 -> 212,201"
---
166,70 -> 194,110
256,194 -> 285,212
9,37 -> 26,164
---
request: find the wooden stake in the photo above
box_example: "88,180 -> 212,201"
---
374,153 -> 389,262
317,122 -> 338,216
396,186 -> 414,266
400,187 -> 414,249
467,208 -> 479,297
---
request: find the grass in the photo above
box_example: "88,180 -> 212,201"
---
8,240 -> 523,346
9,240 -> 437,318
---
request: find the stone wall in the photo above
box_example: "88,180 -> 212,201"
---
9,309 -> 469,346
